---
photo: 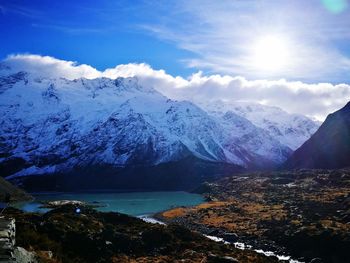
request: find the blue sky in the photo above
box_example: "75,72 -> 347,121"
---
0,0 -> 197,76
1,0 -> 350,83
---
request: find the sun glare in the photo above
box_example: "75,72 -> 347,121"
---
252,35 -> 290,72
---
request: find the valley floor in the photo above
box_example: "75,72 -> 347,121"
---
157,169 -> 350,263
3,204 -> 277,263
2,169 -> 350,262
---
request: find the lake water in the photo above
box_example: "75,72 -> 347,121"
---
16,191 -> 204,216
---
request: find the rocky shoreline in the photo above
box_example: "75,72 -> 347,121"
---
0,176 -> 33,203
157,169 -> 350,263
3,203 -> 279,263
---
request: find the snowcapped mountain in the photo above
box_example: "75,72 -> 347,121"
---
198,100 -> 320,150
0,68 -> 319,190
198,105 -> 292,165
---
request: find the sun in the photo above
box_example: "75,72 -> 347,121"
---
252,35 -> 290,72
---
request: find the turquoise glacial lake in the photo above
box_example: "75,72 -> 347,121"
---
16,191 -> 204,216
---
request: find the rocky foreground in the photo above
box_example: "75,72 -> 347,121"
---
3,204 -> 277,263
158,169 -> 350,263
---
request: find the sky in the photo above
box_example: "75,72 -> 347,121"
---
1,0 -> 350,120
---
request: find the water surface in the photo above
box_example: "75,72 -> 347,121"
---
16,191 -> 204,216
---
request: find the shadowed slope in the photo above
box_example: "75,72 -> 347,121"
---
285,102 -> 350,169
0,176 -> 32,202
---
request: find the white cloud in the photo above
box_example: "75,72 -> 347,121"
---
1,54 -> 350,121
103,63 -> 188,88
140,0 -> 350,83
2,54 -> 101,79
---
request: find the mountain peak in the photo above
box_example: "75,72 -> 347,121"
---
341,101 -> 350,112
284,101 -> 350,169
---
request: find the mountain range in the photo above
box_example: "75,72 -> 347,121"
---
285,101 -> 350,169
0,66 -> 319,190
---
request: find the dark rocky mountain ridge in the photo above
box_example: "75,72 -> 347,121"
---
285,101 -> 350,169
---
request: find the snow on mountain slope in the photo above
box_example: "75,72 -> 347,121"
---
212,110 -> 292,164
0,67 -> 319,182
2,70 -> 281,180
198,100 -> 320,150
